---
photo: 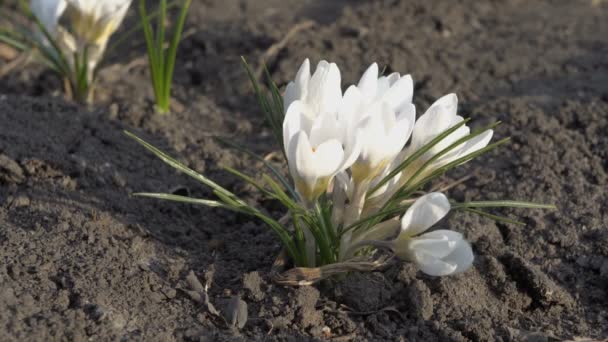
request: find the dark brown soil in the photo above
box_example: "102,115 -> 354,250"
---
1,0 -> 607,340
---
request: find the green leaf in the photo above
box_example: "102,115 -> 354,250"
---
124,131 -> 237,200
163,0 -> 191,107
0,32 -> 28,51
133,192 -> 238,211
107,0 -> 182,53
139,0 -> 162,106
452,200 -> 556,210
262,174 -> 301,211
214,136 -> 298,201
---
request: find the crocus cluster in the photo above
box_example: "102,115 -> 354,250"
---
282,59 -> 493,275
30,0 -> 131,79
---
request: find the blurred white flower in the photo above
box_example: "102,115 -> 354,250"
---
389,192 -> 473,276
30,0 -> 131,72
283,60 -> 360,202
65,0 -> 131,48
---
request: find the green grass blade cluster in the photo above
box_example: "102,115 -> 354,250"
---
125,131 -> 305,264
139,0 -> 192,114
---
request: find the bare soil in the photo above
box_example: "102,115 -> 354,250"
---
1,0 -> 607,340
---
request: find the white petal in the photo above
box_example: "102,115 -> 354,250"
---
385,72 -> 401,86
357,63 -> 378,100
400,192 -> 451,236
410,229 -> 463,258
295,58 -> 311,88
356,107 -> 387,168
437,128 -> 493,167
408,238 -> 456,259
413,251 -> 458,276
428,116 -> 470,157
340,130 -> 362,171
31,0 -> 66,34
443,238 -> 474,274
283,82 -> 298,113
410,93 -> 458,151
338,85 -> 363,142
385,104 -> 415,158
307,61 -> 342,116
288,131 -> 314,184
294,58 -> 311,103
456,129 -> 494,158
282,101 -> 306,151
381,75 -> 414,113
311,139 -> 344,177
309,112 -> 340,148
417,229 -> 463,241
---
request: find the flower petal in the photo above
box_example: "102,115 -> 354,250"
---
284,59 -> 311,111
443,238 -> 474,274
385,103 -> 415,158
413,251 -> 458,276
307,61 -> 341,116
381,74 -> 414,113
400,192 -> 451,236
283,101 -> 307,151
309,112 -> 340,148
311,139 -> 345,178
338,85 -> 363,141
456,129 -> 494,159
410,93 -> 459,152
410,229 -> 463,258
357,63 -> 379,101
288,131 -> 314,184
406,237 -> 455,259
31,0 -> 67,34
283,81 -> 297,113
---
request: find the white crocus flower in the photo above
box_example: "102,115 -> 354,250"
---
351,101 -> 415,183
283,60 -> 360,203
64,0 -> 131,49
345,63 -> 416,183
364,94 -> 494,213
30,0 -> 131,74
402,93 -> 494,180
390,192 -> 473,276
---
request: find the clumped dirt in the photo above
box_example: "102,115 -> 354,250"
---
1,0 -> 607,340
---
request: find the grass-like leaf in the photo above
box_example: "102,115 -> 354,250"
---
214,136 -> 298,201
462,208 -> 525,226
452,200 -> 556,210
125,130 -> 236,199
134,192 -> 239,211
126,131 -> 302,263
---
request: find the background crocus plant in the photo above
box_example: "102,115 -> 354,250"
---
126,58 -> 555,285
139,0 -> 192,114
0,0 -> 131,102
